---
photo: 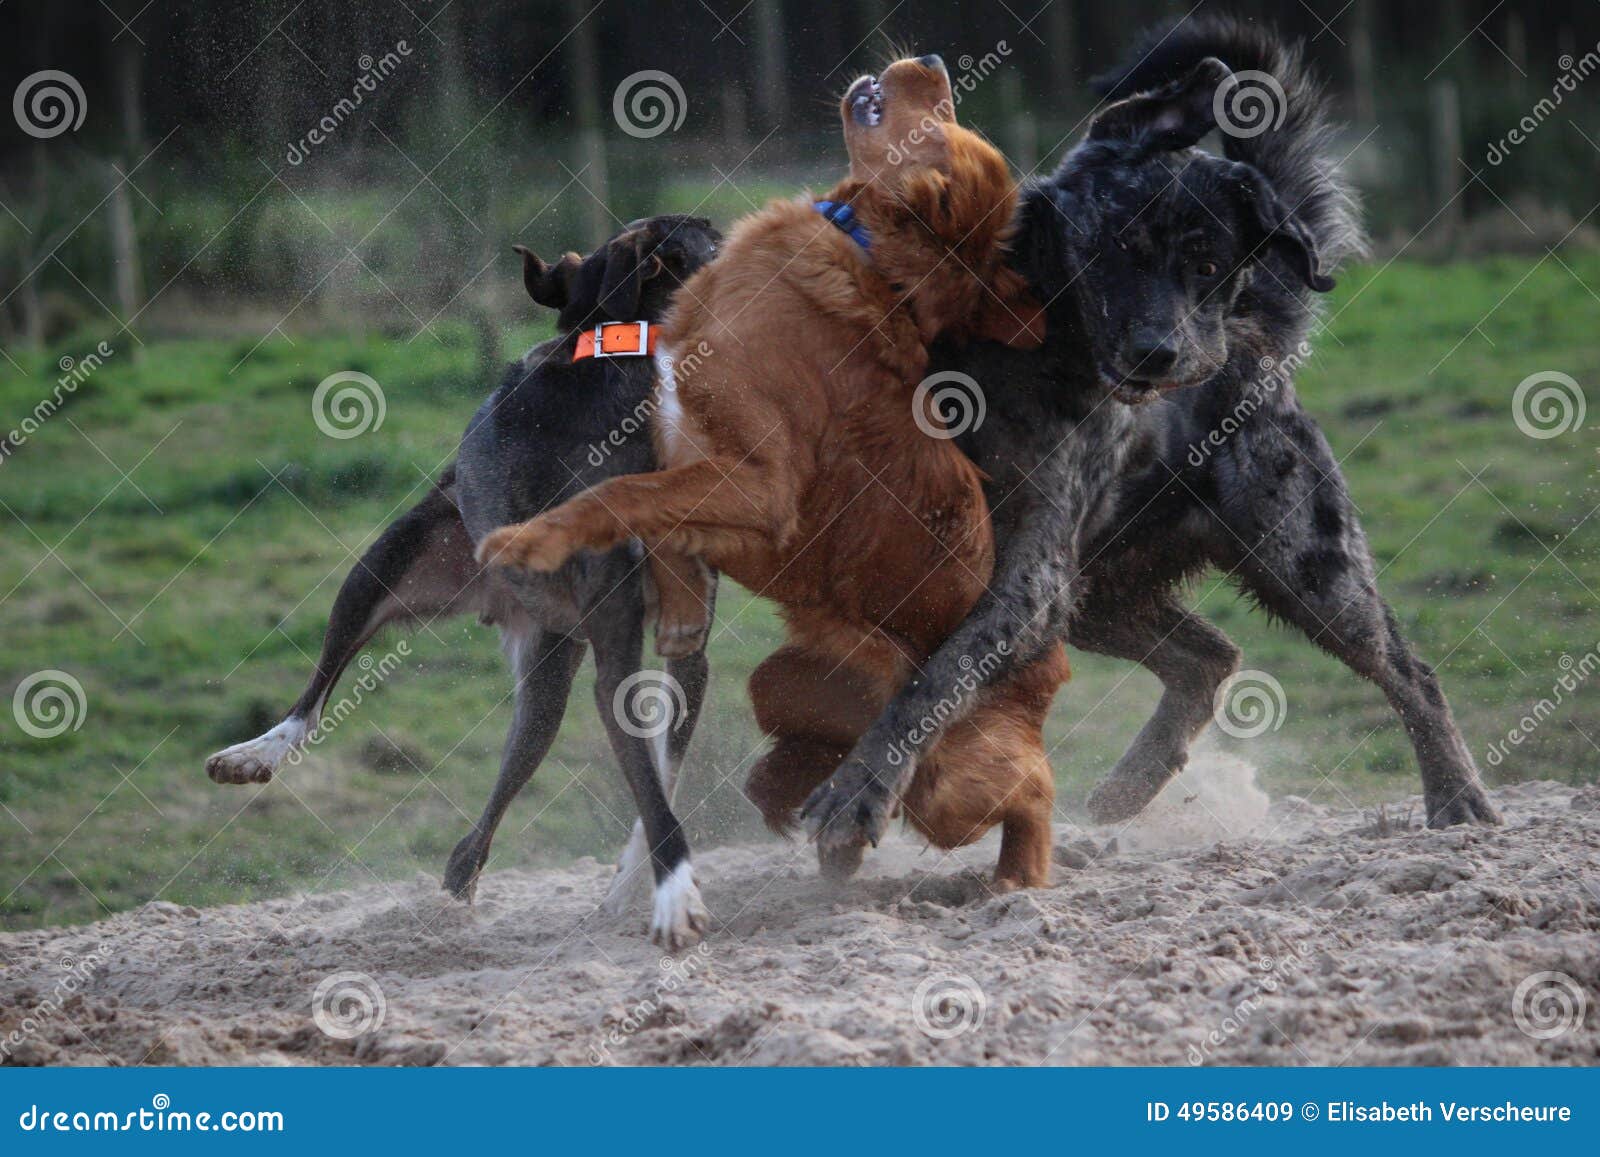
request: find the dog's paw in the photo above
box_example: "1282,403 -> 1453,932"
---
475,518 -> 573,573
801,760 -> 892,858
205,719 -> 306,784
1426,779 -> 1502,828
442,834 -> 486,902
1084,765 -> 1170,825
649,861 -> 709,952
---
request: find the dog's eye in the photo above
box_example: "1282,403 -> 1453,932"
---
1195,260 -> 1218,277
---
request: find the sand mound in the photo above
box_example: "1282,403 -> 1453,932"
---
3,775 -> 1596,1066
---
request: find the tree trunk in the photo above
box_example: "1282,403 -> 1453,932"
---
1047,2 -> 1079,95
17,144 -> 46,350
1504,9 -> 1527,100
1430,80 -> 1463,244
566,0 -> 610,247
1350,0 -> 1377,125
999,71 -> 1037,175
754,0 -> 788,130
722,81 -> 748,151
110,37 -> 144,339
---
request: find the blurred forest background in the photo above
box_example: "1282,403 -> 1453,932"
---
2,0 -> 1599,349
1,1 -> 1596,929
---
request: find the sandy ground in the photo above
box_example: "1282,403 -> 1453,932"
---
3,761 -> 1597,1067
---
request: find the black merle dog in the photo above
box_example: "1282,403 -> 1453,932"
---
800,20 -> 1499,863
206,214 -> 723,949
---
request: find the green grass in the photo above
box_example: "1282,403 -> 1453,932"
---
2,254 -> 1598,930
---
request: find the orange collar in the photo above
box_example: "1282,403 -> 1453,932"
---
572,321 -> 656,361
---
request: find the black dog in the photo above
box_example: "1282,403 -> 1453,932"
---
802,20 -> 1498,860
207,214 -> 724,949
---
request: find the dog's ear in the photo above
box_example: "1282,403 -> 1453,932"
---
1088,56 -> 1230,150
514,245 -> 581,310
597,228 -> 665,319
1240,175 -> 1336,293
970,266 -> 1046,349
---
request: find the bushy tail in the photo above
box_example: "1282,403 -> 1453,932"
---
1093,16 -> 1367,269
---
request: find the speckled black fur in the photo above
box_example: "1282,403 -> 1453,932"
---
801,20 -> 1499,855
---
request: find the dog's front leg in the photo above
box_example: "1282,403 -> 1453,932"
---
475,489 -> 627,573
477,459 -> 774,576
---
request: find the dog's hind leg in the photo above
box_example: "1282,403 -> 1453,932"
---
1077,596 -> 1242,825
1214,422 -> 1499,827
587,572 -> 708,950
901,650 -> 1067,891
602,646 -> 711,916
207,481 -> 484,785
742,640 -> 901,879
443,628 -> 587,901
1232,547 -> 1501,828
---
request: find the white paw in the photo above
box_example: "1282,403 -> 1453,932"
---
205,718 -> 308,784
649,860 -> 708,951
602,821 -> 652,916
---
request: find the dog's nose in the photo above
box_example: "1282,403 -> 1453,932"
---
918,54 -> 946,73
1127,331 -> 1180,377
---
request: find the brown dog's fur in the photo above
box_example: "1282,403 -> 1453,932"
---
478,58 -> 1068,889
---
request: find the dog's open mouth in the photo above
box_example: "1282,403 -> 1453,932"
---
1112,382 -> 1162,405
847,75 -> 884,127
1101,363 -> 1179,405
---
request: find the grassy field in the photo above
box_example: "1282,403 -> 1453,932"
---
2,253 -> 1597,931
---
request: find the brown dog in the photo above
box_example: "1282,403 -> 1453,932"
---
479,56 -> 1069,890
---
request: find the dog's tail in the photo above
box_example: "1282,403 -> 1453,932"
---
1093,16 -> 1368,270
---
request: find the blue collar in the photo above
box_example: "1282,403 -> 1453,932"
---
814,199 -> 871,251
